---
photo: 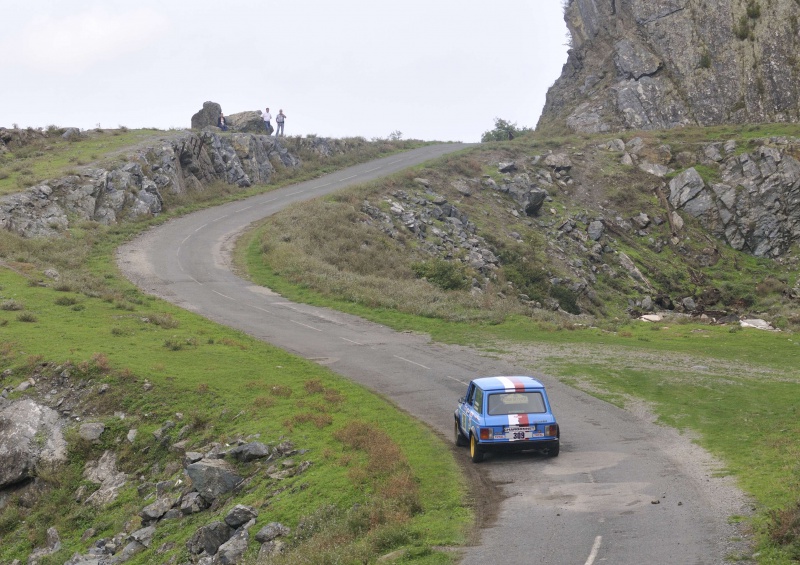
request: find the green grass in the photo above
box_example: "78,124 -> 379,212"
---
235,128 -> 800,562
0,128 -> 168,195
0,132 -> 469,564
0,264 -> 469,564
243,239 -> 800,560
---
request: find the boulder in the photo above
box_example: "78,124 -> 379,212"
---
79,422 -> 105,441
191,101 -> 222,130
185,459 -> 243,502
255,522 -> 290,543
544,153 -> 572,170
180,491 -> 210,515
587,220 -> 604,241
224,504 -> 259,528
129,525 -> 156,548
61,128 -> 83,141
216,519 -> 254,565
227,110 -> 267,133
140,496 -> 176,524
83,450 -> 128,507
186,521 -> 233,555
0,399 -> 66,489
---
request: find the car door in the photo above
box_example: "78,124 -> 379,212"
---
461,383 -> 476,432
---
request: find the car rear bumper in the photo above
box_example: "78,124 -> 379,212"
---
477,438 -> 559,454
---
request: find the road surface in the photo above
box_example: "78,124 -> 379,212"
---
117,144 -> 752,564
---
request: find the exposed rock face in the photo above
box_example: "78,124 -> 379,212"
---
0,399 -> 67,488
667,137 -> 800,257
83,450 -> 128,507
0,131 -> 300,238
540,0 -> 800,133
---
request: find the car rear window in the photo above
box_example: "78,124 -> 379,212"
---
487,392 -> 546,415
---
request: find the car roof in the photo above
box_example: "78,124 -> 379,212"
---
471,376 -> 545,391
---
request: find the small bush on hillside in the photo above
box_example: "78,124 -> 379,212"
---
0,299 -> 23,311
549,285 -> 581,315
147,313 -> 179,329
481,118 -> 534,142
411,259 -> 470,291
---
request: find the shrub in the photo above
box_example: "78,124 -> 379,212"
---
410,258 -> 470,291
147,313 -> 179,328
0,300 -> 23,311
734,15 -> 750,39
481,118 -> 533,142
17,312 -> 38,322
549,285 -> 581,315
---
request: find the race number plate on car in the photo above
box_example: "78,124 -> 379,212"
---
500,426 -> 544,441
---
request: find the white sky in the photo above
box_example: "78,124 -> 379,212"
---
0,1 -> 570,142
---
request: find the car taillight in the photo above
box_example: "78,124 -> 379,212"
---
479,428 -> 491,440
546,424 -> 559,437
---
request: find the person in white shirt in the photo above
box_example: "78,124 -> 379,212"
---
263,108 -> 273,134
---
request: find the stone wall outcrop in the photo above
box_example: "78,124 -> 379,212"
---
0,131 -> 301,238
539,0 -> 800,133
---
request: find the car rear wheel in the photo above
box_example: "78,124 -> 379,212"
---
454,420 -> 467,447
469,434 -> 484,463
547,442 -> 560,457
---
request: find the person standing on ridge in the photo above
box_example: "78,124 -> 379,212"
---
263,107 -> 273,135
276,109 -> 286,136
217,112 -> 227,131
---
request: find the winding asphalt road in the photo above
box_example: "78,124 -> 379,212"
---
117,144 -> 750,564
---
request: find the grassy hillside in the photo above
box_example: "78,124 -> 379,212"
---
2,123 -> 800,563
241,123 -> 800,563
0,129 -> 469,564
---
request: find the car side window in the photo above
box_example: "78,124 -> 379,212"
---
472,387 -> 483,413
465,383 -> 475,406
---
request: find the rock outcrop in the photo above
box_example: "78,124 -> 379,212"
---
191,101 -> 223,130
191,101 -> 266,134
0,398 -> 67,489
539,0 -> 800,133
0,131 -> 301,238
666,136 -> 800,257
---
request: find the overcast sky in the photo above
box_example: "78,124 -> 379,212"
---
1,1 -> 569,142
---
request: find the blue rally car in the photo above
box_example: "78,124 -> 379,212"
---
454,376 -> 559,462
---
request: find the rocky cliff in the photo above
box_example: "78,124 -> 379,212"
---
538,0 -> 800,134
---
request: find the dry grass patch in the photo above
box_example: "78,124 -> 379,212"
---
252,395 -> 276,409
284,412 -> 334,430
1,299 -> 24,311
270,384 -> 293,397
